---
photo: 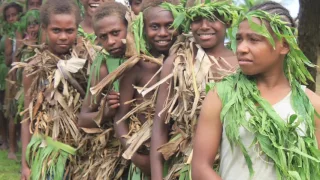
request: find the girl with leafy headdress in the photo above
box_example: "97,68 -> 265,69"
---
150,0 -> 239,179
0,2 -> 23,157
11,0 -> 94,179
192,2 -> 320,180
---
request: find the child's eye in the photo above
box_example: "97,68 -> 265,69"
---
236,36 -> 242,41
151,25 -> 159,30
250,38 -> 259,42
67,29 -> 74,34
167,24 -> 174,30
52,29 -> 60,33
100,34 -> 107,40
112,31 -> 120,36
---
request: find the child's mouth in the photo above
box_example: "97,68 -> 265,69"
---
156,40 -> 171,46
89,3 -> 100,9
198,33 -> 216,40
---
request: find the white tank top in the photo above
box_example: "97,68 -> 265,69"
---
219,86 -> 306,180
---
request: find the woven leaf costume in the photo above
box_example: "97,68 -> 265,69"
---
151,1 -> 240,179
208,10 -> 320,180
73,11 -> 140,180
11,36 -> 98,180
87,5 -> 181,179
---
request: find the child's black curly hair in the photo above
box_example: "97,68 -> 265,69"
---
40,0 -> 81,28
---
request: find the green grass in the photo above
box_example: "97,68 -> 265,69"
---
0,150 -> 21,180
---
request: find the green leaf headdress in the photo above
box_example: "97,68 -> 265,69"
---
16,9 -> 40,34
161,0 -> 241,33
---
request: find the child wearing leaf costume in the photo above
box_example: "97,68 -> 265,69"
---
150,0 -> 239,179
13,0 -> 95,179
192,2 -> 320,180
76,2 -> 133,179
0,2 -> 23,158
85,0 -> 181,179
7,9 -> 41,161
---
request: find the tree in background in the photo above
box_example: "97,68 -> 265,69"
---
297,0 -> 320,91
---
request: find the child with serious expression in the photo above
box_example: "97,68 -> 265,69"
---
20,0 -> 82,179
76,2 -> 131,179
192,2 -> 320,180
78,1 -> 128,129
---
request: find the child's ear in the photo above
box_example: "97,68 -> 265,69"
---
279,39 -> 290,55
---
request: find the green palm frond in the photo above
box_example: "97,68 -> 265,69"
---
26,134 -> 76,180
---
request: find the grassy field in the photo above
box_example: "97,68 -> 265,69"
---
0,149 -> 21,180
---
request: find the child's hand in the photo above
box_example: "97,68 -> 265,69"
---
25,31 -> 38,44
21,166 -> 31,180
104,91 -> 120,118
107,91 -> 120,109
132,153 -> 151,176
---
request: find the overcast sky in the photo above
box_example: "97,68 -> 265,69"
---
234,0 -> 300,18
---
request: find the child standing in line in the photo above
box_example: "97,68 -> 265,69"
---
16,0 -> 91,179
150,0 -> 239,179
192,2 -> 320,180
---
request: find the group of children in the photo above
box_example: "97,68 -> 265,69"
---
0,0 -> 319,179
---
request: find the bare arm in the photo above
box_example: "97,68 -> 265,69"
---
113,65 -> 151,175
78,64 -> 119,128
113,66 -> 136,148
191,90 -> 223,180
305,89 -> 320,148
150,56 -> 175,180
5,37 -> 13,66
21,70 -> 33,179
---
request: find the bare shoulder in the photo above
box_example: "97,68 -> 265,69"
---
138,55 -> 165,70
223,54 -> 238,69
305,88 -> 320,112
99,61 -> 108,79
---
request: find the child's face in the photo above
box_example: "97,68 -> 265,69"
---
131,0 -> 142,15
28,0 -> 42,10
5,7 -> 19,24
191,17 -> 226,50
236,18 -> 289,76
27,21 -> 40,38
144,7 -> 178,55
81,0 -> 104,18
45,14 -> 78,56
95,16 -> 127,57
